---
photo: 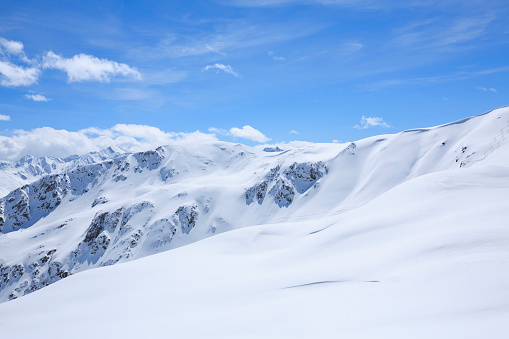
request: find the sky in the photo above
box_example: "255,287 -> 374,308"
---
0,0 -> 508,160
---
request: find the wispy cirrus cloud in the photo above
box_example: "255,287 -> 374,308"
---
354,116 -> 391,129
339,42 -> 364,55
394,16 -> 494,50
476,86 -> 497,93
227,0 -> 371,8
128,19 -> 327,61
202,63 -> 241,78
268,51 -> 285,61
226,0 -> 446,9
134,34 -> 228,59
140,69 -> 187,85
0,114 -> 11,121
365,66 -> 509,91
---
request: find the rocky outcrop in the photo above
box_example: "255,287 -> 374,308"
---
0,158 -> 122,234
91,196 -> 109,208
133,147 -> 166,173
246,162 -> 327,208
0,174 -> 71,233
245,166 -> 280,205
173,204 -> 198,234
1,200 -> 159,300
160,167 -> 176,181
284,162 -> 327,194
146,219 -> 177,250
263,147 -> 284,152
67,162 -> 113,195
269,179 -> 296,207
1,250 -> 70,301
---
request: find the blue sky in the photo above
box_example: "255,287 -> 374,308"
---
0,0 -> 508,159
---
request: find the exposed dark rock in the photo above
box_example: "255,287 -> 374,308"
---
160,167 -> 175,181
174,204 -> 198,234
263,147 -> 284,152
91,196 -> 109,208
245,162 -> 327,207
133,148 -> 165,172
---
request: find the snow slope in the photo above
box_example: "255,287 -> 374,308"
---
0,106 -> 508,338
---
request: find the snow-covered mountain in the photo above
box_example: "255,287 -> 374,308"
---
0,106 -> 508,338
0,146 -> 126,197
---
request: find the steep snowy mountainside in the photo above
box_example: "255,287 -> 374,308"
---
1,155 -> 508,339
0,106 -> 508,303
0,146 -> 126,197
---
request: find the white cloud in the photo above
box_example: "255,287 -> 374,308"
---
0,36 -> 142,87
354,116 -> 391,129
208,127 -> 229,135
476,86 -> 497,93
25,93 -> 51,102
0,60 -> 40,86
0,37 -> 25,56
230,125 -> 270,142
268,51 -> 285,61
111,124 -> 178,146
202,63 -> 241,78
42,51 -> 141,83
0,114 -> 11,121
0,37 -> 32,64
0,37 -> 39,86
209,125 -> 270,143
289,130 -> 299,135
79,127 -> 116,138
0,125 -> 217,161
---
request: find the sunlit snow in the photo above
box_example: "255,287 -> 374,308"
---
0,107 -> 508,338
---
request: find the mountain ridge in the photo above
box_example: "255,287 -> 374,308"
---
0,106 -> 508,304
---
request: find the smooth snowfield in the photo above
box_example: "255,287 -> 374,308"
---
1,165 -> 509,338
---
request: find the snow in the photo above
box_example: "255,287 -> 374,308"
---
0,106 -> 508,338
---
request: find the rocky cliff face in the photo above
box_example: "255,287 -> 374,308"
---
0,174 -> 71,233
245,162 -> 327,207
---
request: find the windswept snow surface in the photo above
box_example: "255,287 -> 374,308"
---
1,107 -> 509,338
